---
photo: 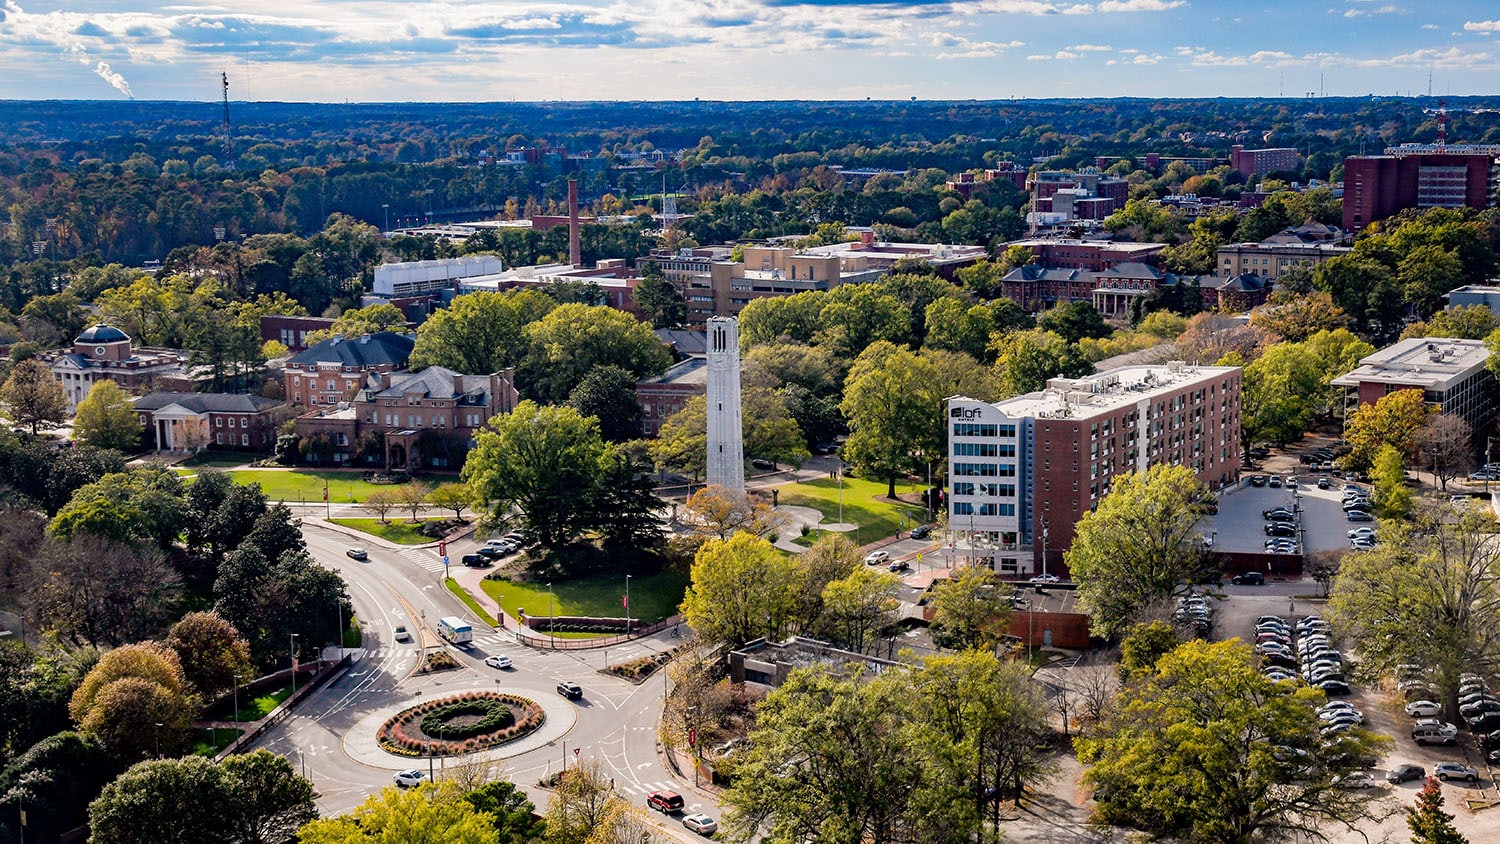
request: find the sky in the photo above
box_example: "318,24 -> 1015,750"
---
2,0 -> 1500,102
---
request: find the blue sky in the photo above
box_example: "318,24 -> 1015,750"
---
2,0 -> 1499,102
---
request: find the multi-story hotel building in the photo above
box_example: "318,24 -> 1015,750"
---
947,362 -> 1242,578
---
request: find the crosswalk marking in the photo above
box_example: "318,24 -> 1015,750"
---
399,548 -> 444,573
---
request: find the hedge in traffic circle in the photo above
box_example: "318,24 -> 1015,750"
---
377,691 -> 544,757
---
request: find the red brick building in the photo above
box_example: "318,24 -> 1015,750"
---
1230,145 -> 1300,177
134,392 -> 286,453
1342,148 -> 1499,231
947,362 -> 1241,579
292,366 -> 518,470
281,332 -> 415,408
44,324 -> 197,411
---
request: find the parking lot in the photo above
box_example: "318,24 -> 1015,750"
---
1203,474 -> 1366,558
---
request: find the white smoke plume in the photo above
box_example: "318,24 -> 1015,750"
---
67,41 -> 134,99
92,61 -> 134,98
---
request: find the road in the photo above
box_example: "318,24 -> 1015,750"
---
248,523 -> 717,840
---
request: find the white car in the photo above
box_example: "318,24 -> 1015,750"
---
485,655 -> 513,670
1334,771 -> 1375,789
1029,573 -> 1061,584
1406,700 -> 1442,717
393,769 -> 428,788
1347,527 -> 1377,540
681,813 -> 718,835
864,550 -> 890,566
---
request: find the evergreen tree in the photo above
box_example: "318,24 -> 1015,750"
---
1407,776 -> 1469,844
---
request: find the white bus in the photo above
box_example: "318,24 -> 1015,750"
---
437,616 -> 473,645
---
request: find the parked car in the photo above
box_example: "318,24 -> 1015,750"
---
1263,508 -> 1296,521
1232,572 -> 1266,585
1249,475 -> 1268,486
461,553 -> 490,568
476,546 -> 504,560
1268,476 -> 1283,488
1029,573 -> 1060,584
864,550 -> 890,566
1346,510 -> 1374,522
484,655 -> 513,669
1317,477 -> 1332,489
1387,764 -> 1426,784
346,547 -> 369,560
1467,712 -> 1500,734
910,524 -> 933,540
556,681 -> 583,700
1412,720 -> 1459,745
1334,771 -> 1375,789
681,814 -> 718,835
1318,679 -> 1352,696
1265,522 -> 1297,537
1285,477 -> 1298,488
393,770 -> 428,788
1347,527 -> 1377,540
1435,763 -> 1480,784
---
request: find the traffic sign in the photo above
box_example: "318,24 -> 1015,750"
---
439,540 -> 447,556
688,727 -> 697,747
574,748 -> 580,758
443,555 -> 450,567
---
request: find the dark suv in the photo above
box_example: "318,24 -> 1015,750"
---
556,681 -> 583,700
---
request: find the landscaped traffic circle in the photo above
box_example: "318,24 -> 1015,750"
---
378,691 -> 545,757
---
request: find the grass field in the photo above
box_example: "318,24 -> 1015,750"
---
224,469 -> 459,504
232,686 -> 292,722
480,570 -> 689,626
446,578 -> 499,627
182,451 -> 254,468
344,616 -> 363,649
192,727 -> 242,756
329,517 -> 432,545
776,475 -> 930,543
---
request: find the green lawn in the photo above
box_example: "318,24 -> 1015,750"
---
329,517 -> 433,545
344,615 -> 363,649
183,451 -> 254,468
192,727 -> 243,756
480,570 -> 689,626
220,686 -> 292,722
224,469 -> 459,504
446,578 -> 499,627
776,475 -> 930,543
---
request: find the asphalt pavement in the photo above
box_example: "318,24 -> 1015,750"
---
245,523 -> 717,840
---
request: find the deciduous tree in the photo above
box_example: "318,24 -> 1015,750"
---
817,565 -> 900,653
1,359 -> 67,436
1345,388 -> 1431,471
518,303 -> 672,404
409,289 -> 555,375
69,642 -> 196,761
299,782 -> 498,844
362,487 -> 400,524
679,532 -> 802,649
1065,465 -> 1212,638
683,485 -> 789,540
566,364 -> 643,442
426,482 -> 471,521
927,566 -> 1014,652
1416,414 -> 1474,492
630,260 -> 687,329
1078,639 -> 1389,844
73,380 -> 142,452
164,611 -> 253,699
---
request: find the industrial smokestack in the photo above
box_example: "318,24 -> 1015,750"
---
568,179 -> 581,266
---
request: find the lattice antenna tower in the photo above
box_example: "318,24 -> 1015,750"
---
221,71 -> 234,167
661,171 -> 678,229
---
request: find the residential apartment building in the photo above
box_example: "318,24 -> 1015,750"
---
947,362 -> 1242,578
1342,146 -> 1500,231
134,392 -> 285,453
1230,145 -> 1301,177
1330,337 -> 1496,441
292,366 -> 519,470
44,324 -> 197,411
282,332 -> 415,408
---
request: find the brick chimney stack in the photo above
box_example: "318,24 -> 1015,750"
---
568,179 -> 581,266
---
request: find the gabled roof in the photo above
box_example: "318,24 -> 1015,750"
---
1210,273 -> 1266,292
288,332 -> 415,368
134,392 -> 284,414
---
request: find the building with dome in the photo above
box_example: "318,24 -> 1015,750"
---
43,324 -> 196,410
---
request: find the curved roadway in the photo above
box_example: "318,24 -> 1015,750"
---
249,522 -> 718,841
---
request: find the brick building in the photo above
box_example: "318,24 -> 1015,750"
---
635,357 -> 708,438
1330,336 -> 1495,443
260,315 -> 337,353
134,392 -> 286,453
1216,222 -> 1352,281
44,324 -> 197,411
1342,146 -> 1500,231
291,366 -> 519,470
282,332 -> 415,408
946,361 -> 1242,578
1230,145 -> 1301,177
1000,238 -> 1165,271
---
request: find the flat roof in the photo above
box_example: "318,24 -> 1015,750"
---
1330,337 -> 1490,392
1003,238 -> 1164,253
639,356 -> 709,386
975,362 -> 1240,421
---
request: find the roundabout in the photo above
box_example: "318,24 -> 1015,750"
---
341,680 -> 582,771
378,691 -> 545,757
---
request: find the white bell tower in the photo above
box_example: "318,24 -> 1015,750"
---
705,316 -> 745,496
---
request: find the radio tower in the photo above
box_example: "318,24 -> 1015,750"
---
221,71 -> 234,166
661,171 -> 678,229
1436,99 -> 1448,154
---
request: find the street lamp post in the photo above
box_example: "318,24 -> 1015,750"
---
382,203 -> 390,233
154,722 -> 163,759
233,673 -> 241,735
289,633 -> 300,697
625,574 -> 632,638
548,583 -> 555,648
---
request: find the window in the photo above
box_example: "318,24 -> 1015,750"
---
954,502 -> 974,515
978,483 -> 999,496
998,483 -> 1016,497
999,443 -> 1017,457
239,418 -> 247,428
953,482 -> 975,496
998,424 -> 1017,437
998,464 -> 1017,478
953,462 -> 998,477
327,380 -> 335,391
998,503 -> 1016,516
953,423 -> 998,437
978,503 -> 998,516
216,433 -> 223,445
240,434 -> 248,446
216,417 -> 223,428
955,442 -> 998,457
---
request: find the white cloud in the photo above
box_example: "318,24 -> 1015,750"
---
1466,20 -> 1500,32
1065,43 -> 1112,51
1096,0 -> 1185,11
